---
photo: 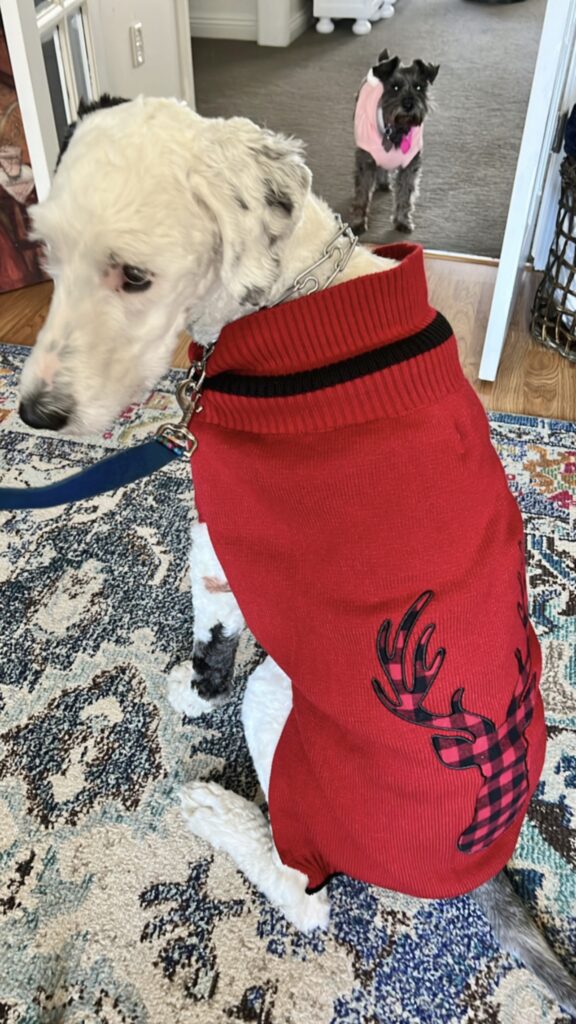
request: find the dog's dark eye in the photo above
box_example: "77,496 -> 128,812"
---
392,84 -> 400,92
122,264 -> 152,292
415,84 -> 422,92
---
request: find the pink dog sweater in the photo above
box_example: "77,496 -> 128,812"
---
354,73 -> 423,170
188,245 -> 545,900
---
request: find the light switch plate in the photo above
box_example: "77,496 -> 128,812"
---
129,23 -> 145,68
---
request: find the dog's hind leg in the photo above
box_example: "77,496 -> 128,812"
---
471,872 -> 576,1016
180,657 -> 331,932
393,152 -> 421,233
350,147 -> 378,235
168,521 -> 245,718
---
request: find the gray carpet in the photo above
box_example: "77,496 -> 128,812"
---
192,0 -> 545,257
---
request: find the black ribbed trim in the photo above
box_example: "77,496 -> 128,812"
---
205,312 -> 453,398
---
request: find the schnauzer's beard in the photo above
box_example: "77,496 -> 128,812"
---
393,112 -> 423,129
379,101 -> 428,132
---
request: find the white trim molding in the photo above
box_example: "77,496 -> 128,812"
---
175,0 -> 196,105
189,1 -> 312,45
189,11 -> 258,42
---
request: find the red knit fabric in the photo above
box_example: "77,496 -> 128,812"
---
189,244 -> 546,899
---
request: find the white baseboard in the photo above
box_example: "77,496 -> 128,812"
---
190,13 -> 257,41
190,5 -> 312,45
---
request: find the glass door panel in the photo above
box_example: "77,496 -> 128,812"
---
41,29 -> 70,144
67,7 -> 95,107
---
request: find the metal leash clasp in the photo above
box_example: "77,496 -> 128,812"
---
155,342 -> 215,456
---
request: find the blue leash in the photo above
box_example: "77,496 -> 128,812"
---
0,347 -> 213,511
0,437 -> 183,510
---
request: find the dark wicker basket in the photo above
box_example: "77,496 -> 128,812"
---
530,156 -> 576,362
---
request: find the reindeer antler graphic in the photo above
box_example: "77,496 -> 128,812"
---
372,588 -> 537,854
372,591 -> 494,740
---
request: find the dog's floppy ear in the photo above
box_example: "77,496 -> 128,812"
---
413,60 -> 440,85
195,117 -> 312,308
57,93 -> 129,169
371,56 -> 401,82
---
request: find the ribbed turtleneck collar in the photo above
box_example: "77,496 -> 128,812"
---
188,244 -> 465,435
191,245 -> 433,376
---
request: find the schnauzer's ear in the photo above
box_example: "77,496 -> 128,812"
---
197,117 -> 312,308
378,48 -> 390,62
414,60 -> 440,85
372,56 -> 401,82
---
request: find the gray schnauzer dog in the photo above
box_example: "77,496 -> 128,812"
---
350,49 -> 439,235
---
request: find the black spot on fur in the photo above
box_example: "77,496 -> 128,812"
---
232,245 -> 245,267
241,285 -> 266,307
192,624 -> 240,702
56,93 -> 129,169
233,191 -> 250,211
78,94 -> 130,118
264,183 -> 293,217
259,142 -> 284,162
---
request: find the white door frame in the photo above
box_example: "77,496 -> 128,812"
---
478,0 -> 576,381
174,0 -> 196,106
1,0 -> 60,200
531,51 -> 576,271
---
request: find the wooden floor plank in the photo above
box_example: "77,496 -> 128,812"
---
0,281 -> 53,348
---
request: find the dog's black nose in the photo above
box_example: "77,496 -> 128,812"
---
19,397 -> 70,431
402,96 -> 415,112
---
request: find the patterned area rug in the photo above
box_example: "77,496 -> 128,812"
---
0,343 -> 575,1024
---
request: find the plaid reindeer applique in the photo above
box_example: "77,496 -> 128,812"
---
372,578 -> 537,854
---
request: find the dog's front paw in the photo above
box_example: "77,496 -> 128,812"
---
167,662 -> 216,718
179,782 -> 331,934
281,885 -> 331,934
180,780 -> 269,847
393,217 -> 414,234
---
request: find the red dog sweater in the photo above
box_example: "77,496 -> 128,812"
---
189,244 -> 546,900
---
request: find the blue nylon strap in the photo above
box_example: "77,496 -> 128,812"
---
0,438 -> 181,510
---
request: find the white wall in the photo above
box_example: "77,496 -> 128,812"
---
94,0 -> 194,104
189,0 -> 312,45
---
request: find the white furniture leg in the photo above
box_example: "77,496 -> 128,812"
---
316,17 -> 335,32
352,18 -> 372,33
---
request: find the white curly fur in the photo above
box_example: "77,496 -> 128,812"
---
21,96 -> 393,436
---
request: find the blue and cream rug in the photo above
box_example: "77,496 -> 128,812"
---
0,344 -> 575,1024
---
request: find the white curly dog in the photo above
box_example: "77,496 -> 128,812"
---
18,96 -> 576,1014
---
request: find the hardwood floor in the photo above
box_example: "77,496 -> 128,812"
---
1,257 -> 575,421
425,257 -> 576,420
0,280 -> 53,348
